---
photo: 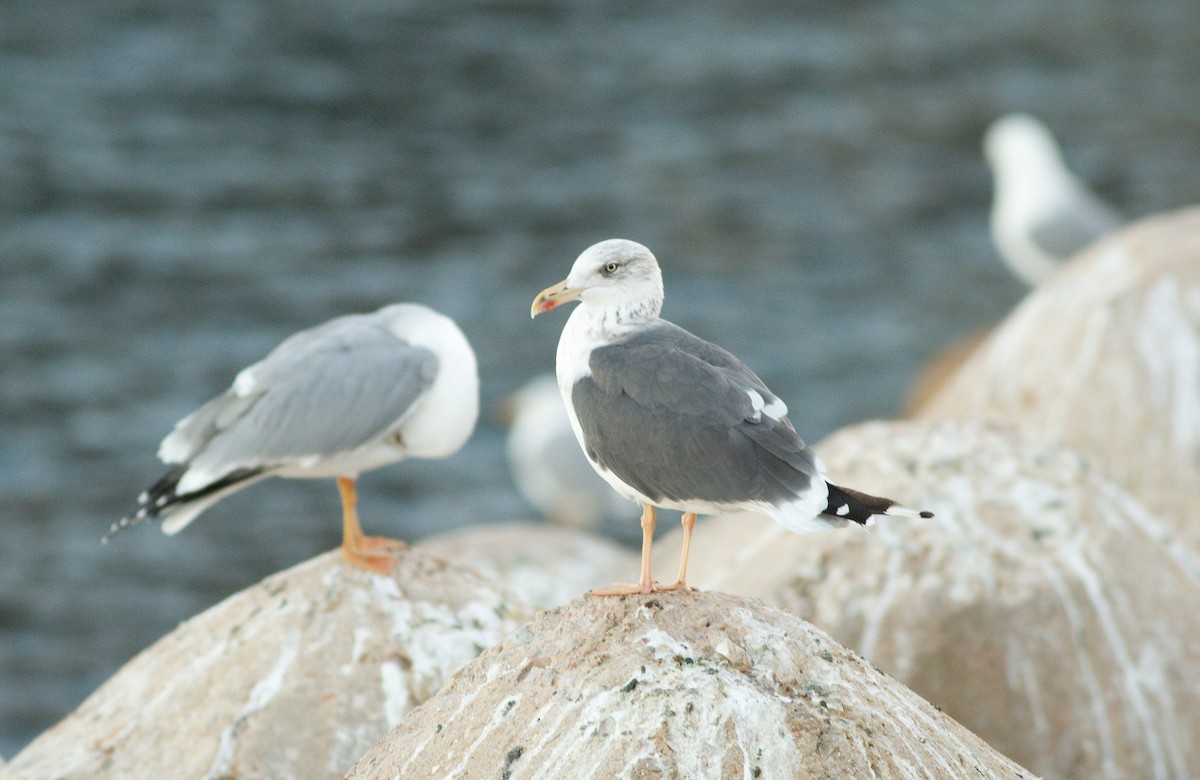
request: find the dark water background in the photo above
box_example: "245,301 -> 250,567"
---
2,0 -> 1199,758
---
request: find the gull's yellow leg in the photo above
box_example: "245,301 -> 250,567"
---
659,512 -> 696,592
337,476 -> 406,573
592,503 -> 657,596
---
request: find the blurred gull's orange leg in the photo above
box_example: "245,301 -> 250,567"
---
337,476 -> 406,574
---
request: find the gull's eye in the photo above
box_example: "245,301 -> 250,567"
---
603,262 -> 620,275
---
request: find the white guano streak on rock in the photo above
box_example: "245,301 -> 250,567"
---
206,633 -> 301,779
1088,492 -> 1193,776
1038,559 -> 1118,779
396,662 -> 502,777
1057,539 -> 1174,779
1096,479 -> 1200,580
618,748 -> 668,779
535,682 -> 635,776
98,634 -> 236,753
533,631 -> 703,776
1134,277 -> 1200,453
513,698 -> 567,769
385,599 -> 500,701
345,626 -> 372,670
380,660 -> 411,728
640,628 -> 695,661
857,544 -> 905,662
445,694 -> 523,778
926,475 -> 1001,591
736,612 -> 947,779
880,671 -> 983,778
829,659 -> 954,777
1006,633 -> 1050,740
1050,305 -> 1110,441
541,627 -> 800,779
931,480 -> 1067,763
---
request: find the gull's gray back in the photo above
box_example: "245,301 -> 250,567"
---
573,321 -> 821,506
1030,194 -> 1123,260
166,314 -> 438,471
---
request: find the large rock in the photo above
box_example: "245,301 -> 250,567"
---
911,207 -> 1200,551
652,420 -> 1200,780
3,550 -> 530,780
346,590 -> 1035,779
417,522 -> 638,610
901,329 -> 987,416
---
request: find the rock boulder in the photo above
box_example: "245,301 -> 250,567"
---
3,550 -> 529,780
652,420 -> 1200,780
347,590 -> 1034,779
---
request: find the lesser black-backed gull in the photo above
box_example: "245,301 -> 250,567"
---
531,239 -> 931,595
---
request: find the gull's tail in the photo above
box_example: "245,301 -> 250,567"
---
105,465 -> 265,542
822,482 -> 934,527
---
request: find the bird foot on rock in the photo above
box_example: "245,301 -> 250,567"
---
590,581 -> 657,597
342,535 -> 409,574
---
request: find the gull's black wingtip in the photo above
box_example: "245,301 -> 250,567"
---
102,512 -> 142,544
919,510 -> 934,518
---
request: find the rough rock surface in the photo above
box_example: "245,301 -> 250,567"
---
417,522 -> 638,610
652,420 -> 1200,780
911,207 -> 1200,551
3,550 -> 530,780
346,590 -> 1035,779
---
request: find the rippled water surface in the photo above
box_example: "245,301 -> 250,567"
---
2,0 -> 1199,757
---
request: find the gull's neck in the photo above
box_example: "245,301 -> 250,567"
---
568,297 -> 661,342
994,148 -> 1076,214
556,297 -> 661,392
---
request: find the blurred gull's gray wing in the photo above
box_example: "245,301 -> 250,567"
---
573,321 -> 822,506
165,313 -> 438,479
1029,192 -> 1123,260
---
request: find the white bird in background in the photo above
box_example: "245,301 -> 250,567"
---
504,374 -> 630,529
984,113 -> 1123,286
109,303 -> 480,573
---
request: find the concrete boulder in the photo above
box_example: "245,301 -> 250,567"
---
417,522 -> 638,610
911,207 -> 1200,551
346,590 -> 1034,779
653,420 -> 1200,780
3,550 -> 530,780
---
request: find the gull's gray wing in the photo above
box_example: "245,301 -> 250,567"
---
573,321 -> 821,506
1029,193 -> 1122,260
163,313 -> 438,472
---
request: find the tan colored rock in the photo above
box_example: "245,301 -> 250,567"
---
346,590 -> 1036,779
417,522 -> 638,610
901,328 -> 988,416
653,420 -> 1200,780
3,550 -> 530,780
911,207 -> 1200,550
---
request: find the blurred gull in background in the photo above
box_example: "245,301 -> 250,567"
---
504,374 -> 630,530
984,113 -> 1124,285
109,303 -> 479,573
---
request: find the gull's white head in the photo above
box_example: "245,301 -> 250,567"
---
531,239 -> 664,320
984,113 -> 1068,180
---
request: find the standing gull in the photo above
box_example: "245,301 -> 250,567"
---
531,239 -> 931,595
109,303 -> 479,573
985,113 -> 1123,286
